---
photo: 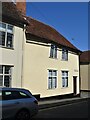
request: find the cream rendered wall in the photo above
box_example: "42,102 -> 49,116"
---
22,40 -> 79,98
0,25 -> 24,87
80,64 -> 90,90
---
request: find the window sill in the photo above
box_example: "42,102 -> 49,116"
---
49,57 -> 58,60
61,59 -> 68,61
61,87 -> 69,89
47,88 -> 57,90
0,46 -> 14,50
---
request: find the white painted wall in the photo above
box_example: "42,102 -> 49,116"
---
0,25 -> 24,87
22,40 -> 80,98
0,23 -> 80,98
80,64 -> 90,90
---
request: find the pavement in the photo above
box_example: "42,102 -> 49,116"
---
38,96 -> 89,110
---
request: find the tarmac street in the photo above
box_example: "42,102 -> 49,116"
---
2,98 -> 89,120
32,99 -> 89,119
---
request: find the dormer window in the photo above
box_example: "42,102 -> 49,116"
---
50,44 -> 57,59
62,48 -> 68,61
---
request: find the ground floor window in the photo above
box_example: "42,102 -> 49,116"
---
62,71 -> 68,88
48,70 -> 57,89
0,65 -> 12,87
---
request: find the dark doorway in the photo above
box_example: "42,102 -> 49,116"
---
73,76 -> 77,95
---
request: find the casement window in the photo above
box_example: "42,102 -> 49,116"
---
0,22 -> 14,48
0,65 -> 12,87
50,44 -> 57,59
62,71 -> 68,88
62,48 -> 68,60
48,70 -> 57,89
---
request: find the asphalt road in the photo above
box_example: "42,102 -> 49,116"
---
32,99 -> 89,119
3,99 -> 89,120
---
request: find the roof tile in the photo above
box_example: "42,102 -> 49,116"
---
26,17 -> 80,51
80,50 -> 90,63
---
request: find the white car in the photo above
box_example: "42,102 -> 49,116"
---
0,87 -> 38,120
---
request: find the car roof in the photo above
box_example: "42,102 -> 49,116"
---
0,87 -> 29,92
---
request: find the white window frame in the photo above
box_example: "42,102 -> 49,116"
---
50,44 -> 57,59
62,48 -> 68,61
0,65 -> 12,87
0,22 -> 14,48
48,70 -> 57,89
62,71 -> 68,88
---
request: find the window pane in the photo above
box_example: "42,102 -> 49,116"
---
19,92 -> 27,97
49,70 -> 52,76
0,31 -> 5,46
62,49 -> 68,60
62,71 -> 68,77
62,53 -> 64,60
7,25 -> 13,33
0,22 -> 6,30
55,46 -> 57,58
50,44 -> 57,58
5,66 -> 11,74
3,91 -> 12,100
65,78 -> 68,87
4,91 -> 19,100
0,75 -> 3,86
62,77 -> 65,87
62,71 -> 68,87
3,91 -> 30,100
0,65 -> 3,74
50,45 -> 53,58
52,77 -> 56,88
7,33 -> 13,48
5,91 -> 11,95
53,70 -> 57,76
53,47 -> 55,58
19,92 -> 30,98
62,71 -> 65,76
48,78 -> 52,89
65,72 -> 68,77
65,51 -> 68,60
4,76 -> 10,87
53,46 -> 57,58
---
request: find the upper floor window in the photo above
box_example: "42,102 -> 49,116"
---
62,48 -> 68,60
48,70 -> 57,89
50,44 -> 57,59
0,65 -> 12,87
0,22 -> 14,49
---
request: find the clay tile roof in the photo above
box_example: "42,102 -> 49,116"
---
80,50 -> 90,63
26,17 -> 80,52
0,2 -> 27,27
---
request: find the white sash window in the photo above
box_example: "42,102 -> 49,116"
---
0,65 -> 12,87
48,70 -> 57,89
50,44 -> 57,59
0,22 -> 14,48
